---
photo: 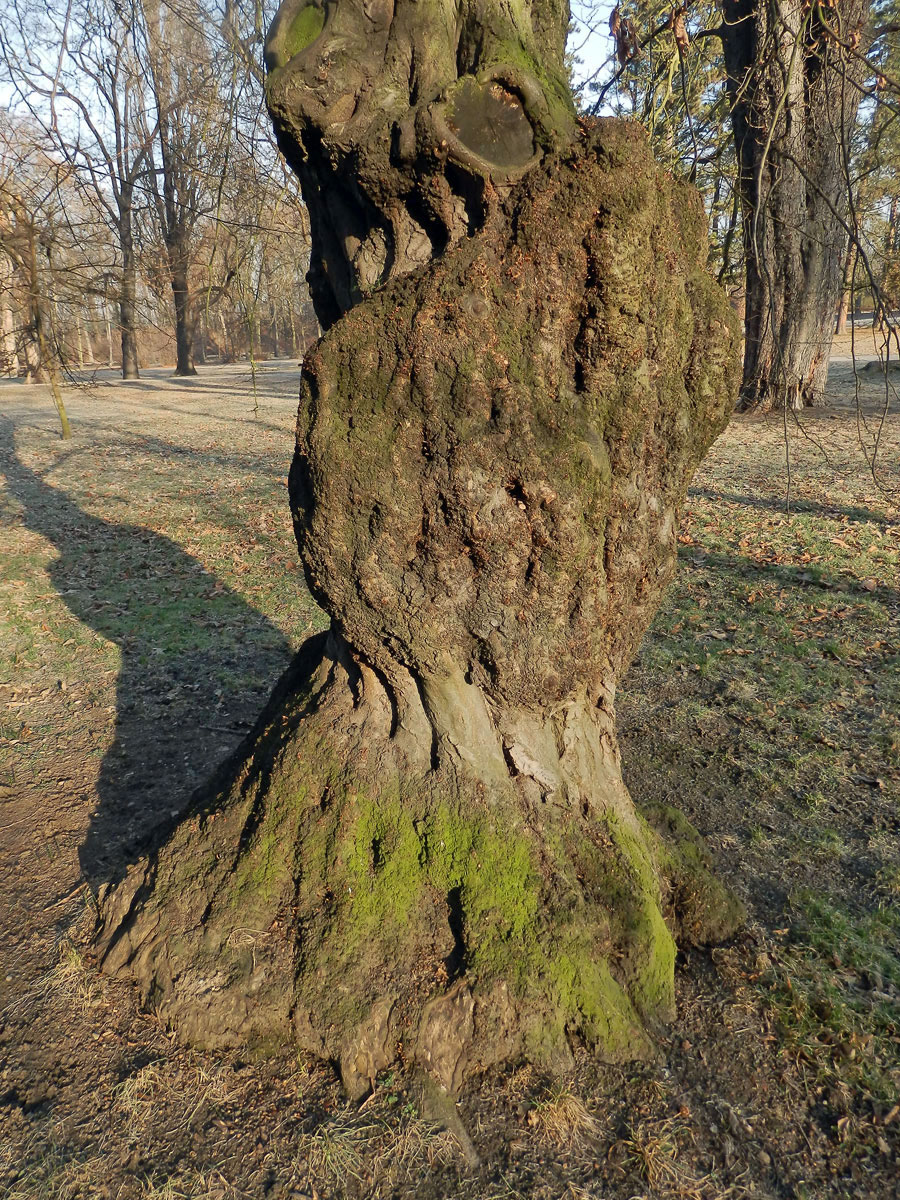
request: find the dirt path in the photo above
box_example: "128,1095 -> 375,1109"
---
1,359 -> 898,1199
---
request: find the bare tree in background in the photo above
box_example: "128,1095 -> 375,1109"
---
720,0 -> 870,411
579,0 -> 900,410
0,119 -> 73,436
1,0 -> 315,378
137,0 -> 245,376
0,0 -> 159,380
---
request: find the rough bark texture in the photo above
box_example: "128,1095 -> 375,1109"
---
171,250 -> 197,377
98,0 -> 742,1095
264,0 -> 575,327
721,0 -> 869,412
119,197 -> 140,381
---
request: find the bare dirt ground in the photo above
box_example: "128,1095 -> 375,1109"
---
1,352 -> 898,1199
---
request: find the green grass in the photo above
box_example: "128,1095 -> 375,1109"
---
766,889 -> 900,1105
619,409 -> 900,1152
2,370 -> 898,1197
629,489 -> 899,811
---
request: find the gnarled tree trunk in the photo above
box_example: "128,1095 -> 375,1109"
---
721,0 -> 869,412
97,0 -> 742,1097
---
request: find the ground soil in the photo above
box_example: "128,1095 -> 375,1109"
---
1,348 -> 898,1199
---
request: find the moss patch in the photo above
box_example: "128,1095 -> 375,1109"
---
283,3 -> 325,61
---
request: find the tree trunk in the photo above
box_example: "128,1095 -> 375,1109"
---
880,196 -> 900,325
80,315 -> 96,365
721,0 -> 869,412
0,255 -> 19,375
194,313 -> 208,365
120,232 -> 141,381
98,0 -> 743,1095
271,301 -> 280,358
105,306 -> 115,368
25,231 -> 71,439
170,250 -> 197,376
218,311 -> 232,362
119,200 -> 141,380
288,302 -> 298,357
835,240 -> 857,336
0,304 -> 18,376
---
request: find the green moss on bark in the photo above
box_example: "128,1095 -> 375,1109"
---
98,122 -> 742,1086
283,3 -> 324,60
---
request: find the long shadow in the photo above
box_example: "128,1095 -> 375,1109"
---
688,486 -> 894,529
677,543 -> 900,605
0,416 -> 294,886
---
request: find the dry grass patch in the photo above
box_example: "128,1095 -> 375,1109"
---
613,1113 -> 710,1199
526,1088 -> 604,1152
115,1058 -> 235,1131
6,938 -> 104,1018
295,1110 -> 377,1189
138,1168 -> 242,1199
0,1123 -> 115,1200
502,1066 -> 604,1154
291,1104 -> 462,1195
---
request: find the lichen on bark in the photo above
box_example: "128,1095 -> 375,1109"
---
97,0 -> 743,1098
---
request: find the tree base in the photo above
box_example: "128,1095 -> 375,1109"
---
97,632 -> 744,1097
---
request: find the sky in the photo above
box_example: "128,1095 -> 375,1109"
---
569,1 -> 616,97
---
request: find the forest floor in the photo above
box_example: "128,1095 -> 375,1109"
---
0,344 -> 898,1200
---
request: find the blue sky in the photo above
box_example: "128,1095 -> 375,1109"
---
569,1 -> 615,93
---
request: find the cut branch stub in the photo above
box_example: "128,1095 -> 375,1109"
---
433,73 -> 541,175
263,0 -> 574,326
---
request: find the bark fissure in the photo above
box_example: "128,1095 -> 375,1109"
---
721,0 -> 869,411
98,0 -> 745,1096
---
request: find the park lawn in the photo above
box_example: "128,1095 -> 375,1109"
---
0,359 -> 898,1199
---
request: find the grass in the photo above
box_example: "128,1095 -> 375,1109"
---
623,424 -> 899,887
0,1125 -> 116,1200
525,1087 -> 604,1152
614,1113 -> 707,1198
137,1168 -> 242,1199
115,1058 -> 236,1131
616,402 -> 900,1180
8,939 -> 103,1018
765,890 -> 900,1105
291,1104 -> 461,1193
1,365 -> 899,1199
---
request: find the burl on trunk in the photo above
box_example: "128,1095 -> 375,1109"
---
97,0 -> 742,1097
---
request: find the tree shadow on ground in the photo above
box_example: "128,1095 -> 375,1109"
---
688,486 -> 894,528
677,544 -> 900,603
0,416 -> 294,887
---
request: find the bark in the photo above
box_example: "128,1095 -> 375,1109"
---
194,313 -> 208,365
264,0 -> 576,326
835,240 -> 857,335
0,303 -> 18,376
119,195 -> 141,381
170,250 -> 197,376
105,307 -> 114,368
0,256 -> 18,376
98,0 -> 742,1094
19,226 -> 71,437
881,196 -> 900,322
721,0 -> 870,411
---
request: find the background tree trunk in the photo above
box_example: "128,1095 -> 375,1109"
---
170,251 -> 197,376
98,0 -> 743,1095
721,0 -> 870,411
0,255 -> 20,375
835,240 -> 857,336
119,195 -> 140,381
